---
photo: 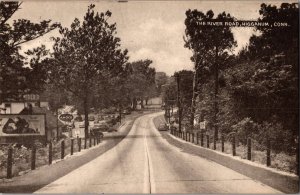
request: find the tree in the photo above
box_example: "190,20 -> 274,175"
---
161,76 -> 177,115
174,70 -> 194,129
248,3 -> 298,62
184,9 -> 236,137
161,77 -> 177,103
125,60 -> 156,109
236,3 -> 298,141
211,2 -> 299,154
155,72 -> 169,96
0,2 -> 58,102
47,5 -> 128,139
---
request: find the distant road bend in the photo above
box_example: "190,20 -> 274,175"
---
36,112 -> 282,194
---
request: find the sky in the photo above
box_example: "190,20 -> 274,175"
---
11,0 -> 294,76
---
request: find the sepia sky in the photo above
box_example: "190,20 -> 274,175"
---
12,0 -> 295,75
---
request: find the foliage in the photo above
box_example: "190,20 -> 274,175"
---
228,3 -> 298,141
174,70 -> 194,125
255,118 -> 294,154
161,76 -> 176,105
232,117 -> 259,143
246,3 -> 298,62
0,2 -> 58,102
46,4 -> 128,137
184,9 -> 237,83
123,60 -> 156,109
184,9 -> 237,134
155,72 -> 169,95
42,82 -> 71,112
185,3 -> 298,155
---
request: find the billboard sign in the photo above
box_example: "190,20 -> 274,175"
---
0,114 -> 46,137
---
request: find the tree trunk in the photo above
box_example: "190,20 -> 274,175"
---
132,97 -> 137,110
176,75 -> 182,132
141,97 -> 144,108
56,108 -> 59,140
83,97 -> 89,139
214,46 -> 219,140
190,70 -> 198,129
145,97 -> 149,105
118,103 -> 122,123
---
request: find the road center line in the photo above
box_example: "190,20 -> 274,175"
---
143,117 -> 156,194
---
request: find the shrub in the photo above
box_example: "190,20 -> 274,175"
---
231,117 -> 259,144
255,118 -> 295,154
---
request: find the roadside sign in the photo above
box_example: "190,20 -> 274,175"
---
0,114 -> 46,144
59,114 -> 74,122
23,94 -> 40,101
0,114 -> 46,137
200,121 -> 206,130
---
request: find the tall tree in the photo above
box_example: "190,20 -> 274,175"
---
174,70 -> 194,129
184,9 -> 236,137
155,72 -> 169,96
230,3 -> 299,142
47,5 -> 128,139
161,76 -> 177,105
0,2 -> 58,103
248,3 -> 298,63
125,60 -> 156,109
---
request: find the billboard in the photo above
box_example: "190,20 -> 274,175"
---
0,114 -> 46,137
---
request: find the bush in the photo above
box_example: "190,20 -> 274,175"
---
231,116 -> 295,155
231,117 -> 259,144
255,119 -> 295,154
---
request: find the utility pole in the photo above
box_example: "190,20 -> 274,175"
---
176,75 -> 182,132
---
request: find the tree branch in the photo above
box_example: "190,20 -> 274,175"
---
0,2 -> 22,28
11,28 -> 57,47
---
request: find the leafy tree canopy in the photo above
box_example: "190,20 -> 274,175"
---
0,2 -> 58,102
44,4 -> 129,137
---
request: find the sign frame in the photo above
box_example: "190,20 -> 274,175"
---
0,114 -> 47,145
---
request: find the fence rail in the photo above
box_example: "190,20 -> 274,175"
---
171,129 -> 299,175
2,136 -> 102,179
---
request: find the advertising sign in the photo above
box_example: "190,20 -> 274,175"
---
23,94 -> 40,101
59,114 -> 74,122
0,114 -> 46,137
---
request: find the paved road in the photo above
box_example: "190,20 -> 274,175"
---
35,112 -> 282,194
